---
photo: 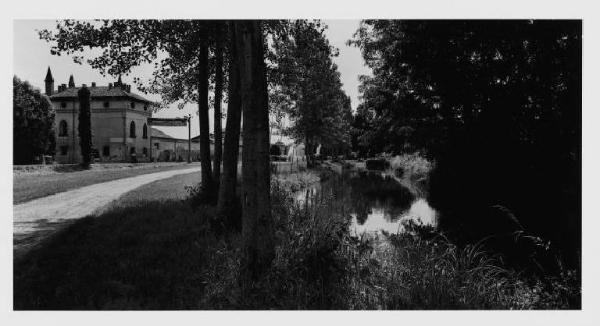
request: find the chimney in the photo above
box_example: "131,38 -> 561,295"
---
68,75 -> 75,88
91,82 -> 96,87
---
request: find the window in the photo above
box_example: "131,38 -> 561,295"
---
142,147 -> 148,156
103,101 -> 110,108
154,143 -> 159,149
129,121 -> 136,138
102,145 -> 110,157
144,104 -> 148,111
130,102 -> 136,109
60,102 -> 67,108
142,123 -> 148,139
59,146 -> 68,155
58,120 -> 68,136
130,147 -> 136,154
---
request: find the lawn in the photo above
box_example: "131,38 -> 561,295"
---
104,171 -> 201,209
13,162 -> 200,204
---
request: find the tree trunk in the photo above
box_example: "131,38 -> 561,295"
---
236,20 -> 274,282
217,21 -> 242,223
212,26 -> 224,190
198,33 -> 213,192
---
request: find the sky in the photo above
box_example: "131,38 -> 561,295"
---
13,19 -> 371,139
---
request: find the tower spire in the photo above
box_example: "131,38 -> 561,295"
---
68,74 -> 75,88
44,67 -> 54,82
44,67 -> 54,96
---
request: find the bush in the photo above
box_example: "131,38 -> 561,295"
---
389,153 -> 433,182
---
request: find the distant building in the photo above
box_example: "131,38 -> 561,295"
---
45,67 -> 153,163
152,128 -> 202,162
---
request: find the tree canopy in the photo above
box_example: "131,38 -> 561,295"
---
350,20 -> 582,267
271,20 -> 353,160
13,76 -> 56,164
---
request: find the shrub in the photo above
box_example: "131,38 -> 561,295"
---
389,153 -> 433,182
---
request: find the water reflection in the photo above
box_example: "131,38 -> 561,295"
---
296,170 -> 437,234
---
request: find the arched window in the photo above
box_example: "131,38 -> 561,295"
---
59,120 -> 68,136
129,121 -> 136,138
130,102 -> 136,109
142,123 -> 148,139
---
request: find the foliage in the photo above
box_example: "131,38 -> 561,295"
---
389,153 -> 433,185
350,20 -> 582,270
271,20 -> 353,161
13,76 -> 55,164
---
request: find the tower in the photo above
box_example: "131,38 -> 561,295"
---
115,75 -> 123,88
68,74 -> 75,88
44,67 -> 54,96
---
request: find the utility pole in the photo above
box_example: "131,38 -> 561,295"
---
187,114 -> 192,163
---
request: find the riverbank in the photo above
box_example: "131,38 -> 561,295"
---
272,169 -> 321,192
13,163 -> 579,309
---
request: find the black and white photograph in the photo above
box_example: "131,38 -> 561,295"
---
3,0 -> 600,324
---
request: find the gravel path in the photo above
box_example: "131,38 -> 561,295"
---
13,167 -> 200,255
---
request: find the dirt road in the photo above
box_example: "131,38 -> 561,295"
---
13,167 -> 200,255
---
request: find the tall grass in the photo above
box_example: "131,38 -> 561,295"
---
389,153 -> 432,189
14,170 -> 579,309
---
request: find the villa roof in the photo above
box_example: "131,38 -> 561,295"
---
49,86 -> 152,103
151,127 -> 199,142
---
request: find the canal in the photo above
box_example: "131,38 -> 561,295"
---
295,166 -> 437,235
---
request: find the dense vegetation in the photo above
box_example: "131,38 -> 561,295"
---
270,20 -> 353,164
350,20 -> 581,275
13,76 -> 56,164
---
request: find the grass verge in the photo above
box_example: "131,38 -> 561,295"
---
13,163 -> 199,204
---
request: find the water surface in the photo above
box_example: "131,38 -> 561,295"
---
296,169 -> 437,234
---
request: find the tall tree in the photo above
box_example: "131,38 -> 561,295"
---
236,20 -> 274,281
197,27 -> 213,192
13,76 -> 55,164
271,20 -> 352,165
217,21 -> 242,223
212,24 -> 225,188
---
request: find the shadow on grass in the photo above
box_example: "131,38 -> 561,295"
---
14,176 -> 580,310
13,200 -> 221,310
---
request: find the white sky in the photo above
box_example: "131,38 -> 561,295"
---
13,19 -> 371,140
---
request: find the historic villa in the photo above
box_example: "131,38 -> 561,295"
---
45,67 -> 154,163
44,66 -> 210,164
